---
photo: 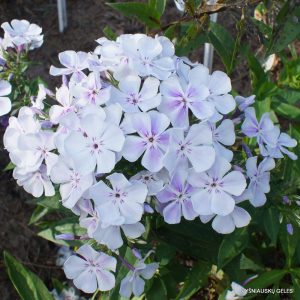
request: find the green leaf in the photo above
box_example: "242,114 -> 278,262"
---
263,207 -> 280,244
245,269 -> 286,289
3,161 -> 15,171
175,261 -> 211,300
29,206 -> 50,225
107,2 -> 160,29
271,100 -> 300,122
155,243 -> 176,266
147,277 -> 168,300
268,6 -> 300,54
206,22 -> 235,73
38,217 -> 86,246
51,278 -> 65,294
246,53 -> 267,92
251,17 -> 272,38
156,220 -> 222,263
291,275 -> 300,299
3,251 -> 53,300
149,0 -> 166,16
217,228 -> 249,269
176,23 -> 206,56
103,26 -> 117,40
240,254 -> 264,271
274,88 -> 300,105
279,225 -> 299,268
35,194 -> 61,210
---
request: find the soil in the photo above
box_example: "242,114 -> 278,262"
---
0,1 -> 255,299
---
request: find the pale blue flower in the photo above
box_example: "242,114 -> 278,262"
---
119,252 -> 158,298
64,244 -> 116,293
157,168 -> 198,224
246,156 -> 275,207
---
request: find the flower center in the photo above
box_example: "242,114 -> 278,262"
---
211,182 -> 217,188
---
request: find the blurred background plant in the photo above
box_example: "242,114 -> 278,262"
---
1,0 -> 300,300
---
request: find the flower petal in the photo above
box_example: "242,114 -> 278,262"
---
142,147 -> 164,172
64,256 -> 86,279
73,269 -> 97,293
96,269 -> 115,291
163,201 -> 182,224
211,190 -> 235,216
191,189 -> 213,215
122,136 -> 146,162
212,215 -> 235,234
221,171 -> 246,196
231,206 -> 251,228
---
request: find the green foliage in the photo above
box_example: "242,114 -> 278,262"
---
107,2 -> 161,29
103,25 -> 117,40
148,0 -> 167,16
3,251 -> 53,300
206,22 -> 236,74
217,228 -> 249,269
37,217 -> 86,247
156,220 -> 222,262
175,262 -> 211,300
263,207 -> 280,244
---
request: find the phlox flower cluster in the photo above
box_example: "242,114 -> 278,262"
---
0,20 -> 44,116
3,26 -> 297,296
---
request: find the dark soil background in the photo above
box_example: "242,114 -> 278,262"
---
0,1 -> 255,299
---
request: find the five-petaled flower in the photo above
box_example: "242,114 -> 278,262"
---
64,244 -> 117,293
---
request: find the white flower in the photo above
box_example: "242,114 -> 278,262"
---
0,80 -> 12,116
241,107 -> 277,150
50,156 -> 94,209
163,123 -> 215,174
50,51 -> 88,82
31,84 -> 47,110
1,19 -> 43,49
174,0 -> 185,12
56,246 -> 73,267
13,164 -> 55,197
188,65 -> 236,122
3,107 -> 41,166
64,244 -> 117,293
188,158 -> 246,216
235,95 -> 255,111
79,207 -> 100,238
246,156 -> 275,207
159,70 -> 213,128
18,130 -> 58,175
226,282 -> 247,300
122,111 -> 170,172
49,85 -> 77,124
130,170 -> 165,196
122,35 -> 175,80
64,113 -> 125,174
263,127 -> 297,160
111,75 -> 161,113
93,222 -> 145,250
211,119 -> 235,162
89,173 -> 148,225
120,252 -> 158,298
73,72 -> 110,106
200,193 -> 251,234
